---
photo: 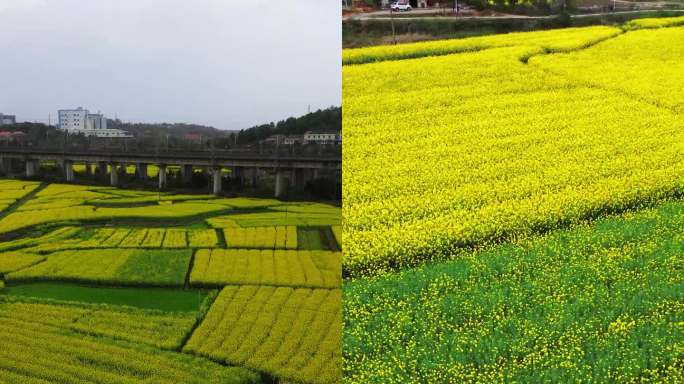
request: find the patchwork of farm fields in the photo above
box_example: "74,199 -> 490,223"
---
0,179 -> 341,384
342,17 -> 684,383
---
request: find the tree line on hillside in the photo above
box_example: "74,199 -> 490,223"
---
232,107 -> 341,145
0,106 -> 342,150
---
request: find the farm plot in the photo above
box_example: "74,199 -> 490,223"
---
530,26 -> 684,113
0,179 -> 40,212
190,249 -> 342,288
224,226 -> 298,249
342,18 -> 684,384
0,252 -> 45,275
0,226 -> 79,252
207,203 -> 341,228
0,179 -> 341,383
0,299 -> 197,350
25,228 -> 219,253
344,200 -> 684,383
185,285 -> 341,384
343,24 -> 684,277
0,307 -> 260,384
6,248 -> 191,286
0,183 -> 234,234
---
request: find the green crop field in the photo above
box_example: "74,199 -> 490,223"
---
0,180 -> 341,384
342,17 -> 684,383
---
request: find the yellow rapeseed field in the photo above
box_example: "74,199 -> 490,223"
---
342,24 -> 684,277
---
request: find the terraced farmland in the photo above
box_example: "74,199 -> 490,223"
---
0,180 -> 341,384
342,18 -> 684,383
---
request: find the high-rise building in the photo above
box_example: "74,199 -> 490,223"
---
58,107 -> 131,138
0,113 -> 17,125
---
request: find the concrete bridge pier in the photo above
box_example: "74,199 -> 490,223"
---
275,169 -> 288,198
181,165 -> 193,184
25,159 -> 39,178
110,164 -> 119,186
303,168 -> 315,187
248,167 -> 258,188
97,161 -> 107,176
212,168 -> 223,195
0,157 -> 6,174
56,159 -> 64,175
291,168 -> 304,190
64,160 -> 75,182
83,162 -> 92,176
232,167 -> 244,188
136,163 -> 148,180
158,165 -> 167,190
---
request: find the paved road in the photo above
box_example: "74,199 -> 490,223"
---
346,8 -> 683,21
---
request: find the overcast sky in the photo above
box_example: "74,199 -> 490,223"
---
0,0 -> 341,130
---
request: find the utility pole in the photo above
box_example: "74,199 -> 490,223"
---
390,6 -> 397,45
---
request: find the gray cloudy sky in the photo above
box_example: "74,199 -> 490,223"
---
0,0 -> 341,130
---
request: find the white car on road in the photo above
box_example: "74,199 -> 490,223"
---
390,1 -> 412,11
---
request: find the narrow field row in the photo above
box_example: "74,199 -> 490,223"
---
223,226 -> 298,249
21,228 -> 219,253
185,285 -> 341,384
0,313 -> 259,384
5,248 -> 191,286
0,225 -> 337,255
0,299 -> 196,350
190,249 -> 341,289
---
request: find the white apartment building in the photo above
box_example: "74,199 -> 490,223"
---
58,107 -> 131,138
0,113 -> 17,125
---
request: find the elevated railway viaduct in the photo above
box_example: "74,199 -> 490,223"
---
0,148 -> 341,197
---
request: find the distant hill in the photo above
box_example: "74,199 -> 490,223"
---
0,108 -> 341,149
105,106 -> 341,145
106,120 -> 226,139
235,107 -> 341,145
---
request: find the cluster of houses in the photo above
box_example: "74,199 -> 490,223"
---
0,113 -> 25,145
263,131 -> 341,146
